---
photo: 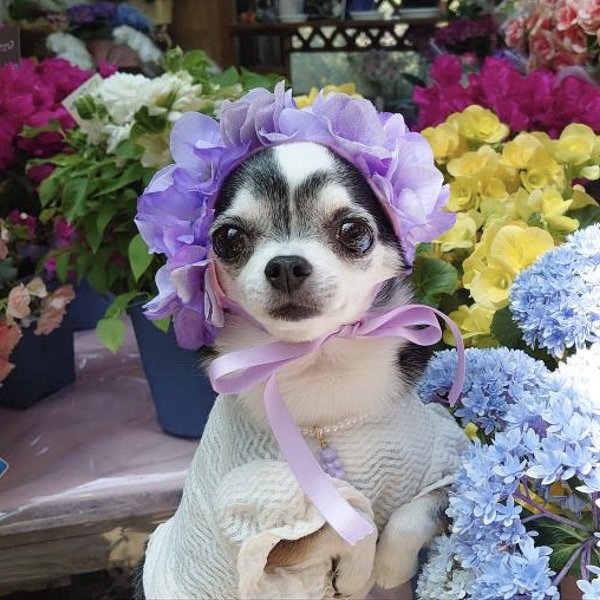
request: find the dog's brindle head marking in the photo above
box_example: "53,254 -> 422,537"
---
211,142 -> 408,343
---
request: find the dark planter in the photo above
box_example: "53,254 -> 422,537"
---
401,0 -> 439,7
129,305 -> 216,439
0,322 -> 75,409
68,279 -> 113,331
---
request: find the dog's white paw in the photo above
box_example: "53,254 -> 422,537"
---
331,528 -> 377,599
373,537 -> 419,589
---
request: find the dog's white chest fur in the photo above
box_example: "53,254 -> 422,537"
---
142,391 -> 468,599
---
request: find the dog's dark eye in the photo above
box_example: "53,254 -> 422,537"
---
336,220 -> 374,255
212,225 -> 249,261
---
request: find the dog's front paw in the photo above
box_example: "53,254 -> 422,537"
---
373,532 -> 419,590
267,525 -> 377,599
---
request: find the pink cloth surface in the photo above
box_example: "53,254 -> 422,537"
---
0,322 -> 196,533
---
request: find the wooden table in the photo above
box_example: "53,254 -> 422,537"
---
0,325 -> 197,596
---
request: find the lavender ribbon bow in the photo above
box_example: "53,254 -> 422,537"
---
209,304 -> 465,545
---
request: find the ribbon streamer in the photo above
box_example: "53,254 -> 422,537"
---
209,303 -> 465,545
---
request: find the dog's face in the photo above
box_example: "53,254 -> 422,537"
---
210,142 -> 405,342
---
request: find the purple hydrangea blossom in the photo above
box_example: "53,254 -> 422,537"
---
135,83 -> 454,349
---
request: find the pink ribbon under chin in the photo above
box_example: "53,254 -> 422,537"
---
208,301 -> 465,545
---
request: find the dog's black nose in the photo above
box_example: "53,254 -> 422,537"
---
264,255 -> 313,293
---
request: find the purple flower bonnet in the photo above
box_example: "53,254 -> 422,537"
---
135,83 -> 455,350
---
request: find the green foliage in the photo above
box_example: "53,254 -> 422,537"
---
568,204 -> 600,229
97,317 -> 125,354
411,255 -> 459,307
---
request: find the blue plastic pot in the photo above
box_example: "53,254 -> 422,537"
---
69,279 -> 113,331
129,305 -> 216,439
0,322 -> 75,409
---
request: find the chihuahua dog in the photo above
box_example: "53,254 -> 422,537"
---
134,142 -> 468,600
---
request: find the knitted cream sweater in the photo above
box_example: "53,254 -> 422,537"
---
143,392 -> 468,599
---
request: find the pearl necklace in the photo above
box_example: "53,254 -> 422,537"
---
301,415 -> 369,479
299,414 -> 370,437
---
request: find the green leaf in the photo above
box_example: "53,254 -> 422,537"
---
132,106 -> 169,136
115,139 -> 144,160
490,307 -> 523,348
39,175 -> 59,206
87,259 -> 109,295
411,256 -> 459,307
96,204 -> 116,240
568,204 -> 600,229
152,317 -> 170,333
75,253 -> 94,282
21,119 -> 61,138
96,317 -> 125,353
38,208 -> 56,224
62,177 -> 89,219
97,163 -> 143,195
56,253 -> 71,283
0,258 -> 17,285
106,291 -> 141,319
128,234 -> 153,282
215,65 -> 241,87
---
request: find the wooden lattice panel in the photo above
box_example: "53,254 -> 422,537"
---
291,22 -> 427,52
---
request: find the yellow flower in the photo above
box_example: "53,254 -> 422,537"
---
462,219 -> 507,288
501,133 -> 543,169
470,263 -> 515,309
443,303 -> 495,347
463,422 -> 479,440
553,123 -> 600,166
447,145 -> 498,178
488,223 -> 554,275
422,120 -> 467,164
516,187 -> 578,235
520,147 -> 564,192
294,83 -> 361,109
467,223 -> 554,309
450,105 -> 510,144
571,184 -> 598,209
447,177 -> 477,212
436,212 -> 478,252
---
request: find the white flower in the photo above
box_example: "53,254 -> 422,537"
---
112,25 -> 163,65
95,72 -> 154,125
46,32 -> 94,70
416,536 -> 470,600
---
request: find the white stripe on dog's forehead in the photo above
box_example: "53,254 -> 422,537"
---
273,142 -> 336,187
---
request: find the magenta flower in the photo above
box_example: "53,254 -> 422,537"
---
0,58 -> 93,173
414,55 -> 600,137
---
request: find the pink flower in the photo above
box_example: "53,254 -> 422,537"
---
35,285 -> 75,335
558,25 -> 589,55
529,30 -> 557,67
53,218 -> 77,248
7,284 -> 31,320
578,0 -> 600,35
556,1 -> 579,31
504,17 -> 525,47
26,163 -> 55,183
8,210 -> 36,238
0,321 -> 22,358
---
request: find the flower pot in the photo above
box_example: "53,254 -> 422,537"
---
68,279 -> 113,331
128,305 -> 216,439
0,322 -> 75,409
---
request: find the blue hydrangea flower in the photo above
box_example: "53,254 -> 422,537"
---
116,4 -> 154,30
578,566 -> 600,600
419,345 -> 599,599
418,347 -> 553,433
510,224 -> 600,358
